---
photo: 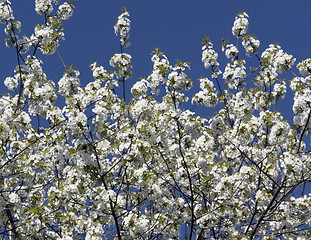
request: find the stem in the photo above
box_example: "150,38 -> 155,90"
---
297,108 -> 311,154
123,77 -> 126,103
120,42 -> 126,103
249,177 -> 286,239
211,66 -> 233,127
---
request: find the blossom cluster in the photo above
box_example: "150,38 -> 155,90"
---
114,8 -> 131,47
222,42 -> 239,59
242,35 -> 260,56
261,43 -> 296,73
297,58 -> 311,76
35,0 -> 54,15
192,78 -> 218,107
109,53 -> 132,80
232,11 -> 249,37
202,40 -> 219,69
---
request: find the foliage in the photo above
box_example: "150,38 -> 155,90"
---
0,1 -> 311,239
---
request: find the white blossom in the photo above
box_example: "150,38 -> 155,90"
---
34,25 -> 62,54
223,59 -> 246,89
232,12 -> 249,37
58,2 -> 74,20
202,43 -> 219,69
297,58 -> 311,76
35,0 -> 53,15
261,44 -> 296,73
131,79 -> 148,98
17,36 -> 31,54
4,76 -> 18,90
58,70 -> 80,96
114,8 -> 130,47
242,36 -> 260,56
0,2 -> 13,24
109,53 -> 132,80
223,43 -> 239,59
192,78 -> 218,107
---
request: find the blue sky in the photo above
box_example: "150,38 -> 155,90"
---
1,0 -> 311,114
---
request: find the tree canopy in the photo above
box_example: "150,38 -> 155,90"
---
0,1 -> 311,239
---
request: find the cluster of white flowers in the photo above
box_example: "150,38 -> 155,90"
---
147,51 -> 171,94
35,0 -> 53,15
4,76 -> 18,90
223,59 -> 246,89
167,62 -> 191,91
292,87 -> 311,126
34,25 -> 63,54
192,78 -> 218,107
261,44 -> 296,73
297,58 -> 311,76
229,91 -> 253,121
4,20 -> 21,35
272,81 -> 287,99
58,70 -> 81,96
90,62 -> 116,85
0,1 -> 13,24
109,53 -> 132,80
242,36 -> 260,56
131,79 -> 148,98
223,43 -> 239,59
16,36 -> 31,54
58,2 -> 74,20
253,67 -> 277,88
202,42 -> 219,69
290,76 -> 306,91
269,121 -> 290,146
64,108 -> 88,135
232,12 -> 249,37
114,8 -> 130,47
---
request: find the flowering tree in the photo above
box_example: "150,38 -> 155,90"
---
0,1 -> 311,239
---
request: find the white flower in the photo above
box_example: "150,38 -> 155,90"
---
131,79 -> 148,98
9,192 -> 19,203
35,0 -> 53,15
232,12 -> 249,37
253,67 -> 277,88
222,43 -> 239,59
35,25 -> 60,54
4,76 -> 18,90
0,2 -> 13,23
109,53 -> 132,80
58,70 -> 80,95
202,44 -> 219,69
242,36 -> 260,57
269,121 -> 290,145
223,60 -> 246,89
261,44 -> 296,73
297,58 -> 311,76
192,78 -> 218,107
114,8 -> 130,47
4,20 -> 21,35
58,2 -> 74,20
167,64 -> 191,90
92,65 -> 105,79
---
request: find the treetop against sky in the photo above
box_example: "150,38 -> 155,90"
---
0,0 -> 311,239
1,0 -> 311,94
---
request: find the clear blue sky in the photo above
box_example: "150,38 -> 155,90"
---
1,0 -> 311,115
